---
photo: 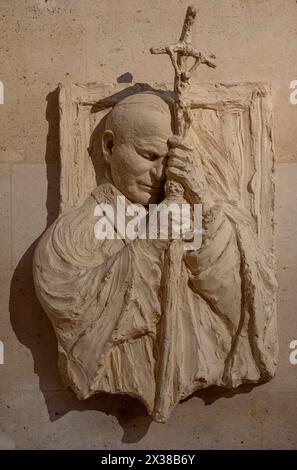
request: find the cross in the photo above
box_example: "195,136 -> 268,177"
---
149,7 -> 217,421
150,5 -> 216,137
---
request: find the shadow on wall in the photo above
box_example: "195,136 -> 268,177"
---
9,85 -> 257,444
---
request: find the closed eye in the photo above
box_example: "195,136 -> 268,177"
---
142,152 -> 161,161
135,147 -> 166,161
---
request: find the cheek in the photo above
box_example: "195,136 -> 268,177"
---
110,146 -> 132,183
111,145 -> 150,180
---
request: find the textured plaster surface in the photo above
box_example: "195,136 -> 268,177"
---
0,162 -> 296,449
33,83 -> 278,423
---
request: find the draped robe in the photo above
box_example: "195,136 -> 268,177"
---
33,181 -> 278,422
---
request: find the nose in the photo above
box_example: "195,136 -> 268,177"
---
150,157 -> 166,184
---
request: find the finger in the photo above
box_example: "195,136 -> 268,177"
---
167,146 -> 192,158
167,156 -> 189,171
167,135 -> 194,151
167,149 -> 193,166
166,166 -> 187,184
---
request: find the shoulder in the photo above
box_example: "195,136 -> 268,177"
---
54,182 -> 119,232
34,182 -> 124,266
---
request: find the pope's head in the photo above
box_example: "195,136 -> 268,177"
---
102,92 -> 173,205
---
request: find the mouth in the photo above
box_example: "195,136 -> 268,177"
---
138,183 -> 162,194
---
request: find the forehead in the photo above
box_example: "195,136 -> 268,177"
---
132,107 -> 172,143
116,100 -> 173,148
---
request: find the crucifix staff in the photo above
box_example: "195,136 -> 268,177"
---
150,5 -> 216,138
150,5 -> 216,422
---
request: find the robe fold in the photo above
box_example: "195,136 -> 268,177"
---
33,182 -> 278,422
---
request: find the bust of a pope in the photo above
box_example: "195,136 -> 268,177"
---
33,92 -> 277,423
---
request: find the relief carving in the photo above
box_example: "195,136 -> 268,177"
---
33,6 -> 278,422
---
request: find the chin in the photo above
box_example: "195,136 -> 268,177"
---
141,191 -> 163,206
125,188 -> 164,206
134,195 -> 152,206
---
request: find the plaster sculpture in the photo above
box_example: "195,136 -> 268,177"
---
33,7 -> 278,423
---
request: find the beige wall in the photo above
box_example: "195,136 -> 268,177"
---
0,0 -> 297,449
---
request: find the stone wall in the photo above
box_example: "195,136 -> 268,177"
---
0,0 -> 296,449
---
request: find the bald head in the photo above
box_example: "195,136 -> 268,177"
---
105,92 -> 173,142
102,92 -> 174,205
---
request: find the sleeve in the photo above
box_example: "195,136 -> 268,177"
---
183,205 -> 242,334
33,197 -> 166,397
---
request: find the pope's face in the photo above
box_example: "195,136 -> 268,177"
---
105,104 -> 172,205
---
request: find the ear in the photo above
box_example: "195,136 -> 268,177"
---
102,130 -> 115,164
